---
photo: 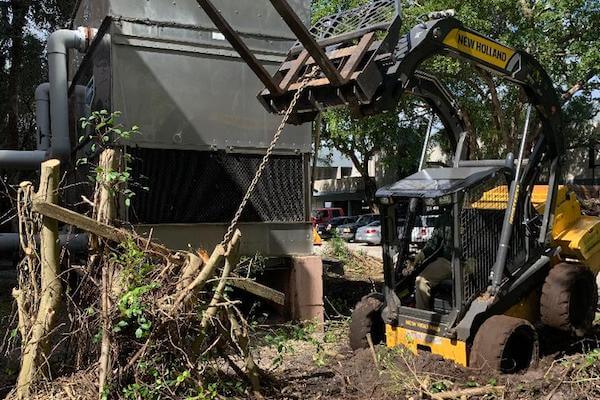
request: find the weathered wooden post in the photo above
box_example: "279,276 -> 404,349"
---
95,148 -> 121,399
16,159 -> 62,400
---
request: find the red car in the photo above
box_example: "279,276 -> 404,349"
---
311,207 -> 345,225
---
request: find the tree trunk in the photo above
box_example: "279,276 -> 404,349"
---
347,152 -> 378,212
363,175 -> 378,213
3,0 -> 32,149
479,69 -> 510,150
310,113 -> 322,198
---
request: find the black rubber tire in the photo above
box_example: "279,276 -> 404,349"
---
349,293 -> 385,350
540,263 -> 598,337
470,315 -> 539,373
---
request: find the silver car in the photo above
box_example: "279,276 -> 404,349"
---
355,221 -> 381,245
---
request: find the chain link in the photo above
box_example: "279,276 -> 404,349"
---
220,67 -> 318,247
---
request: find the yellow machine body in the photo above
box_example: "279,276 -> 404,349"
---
469,185 -> 600,271
385,323 -> 468,366
385,186 -> 600,366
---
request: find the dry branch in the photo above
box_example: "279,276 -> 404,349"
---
32,201 -> 180,263
432,385 -> 506,399
226,276 -> 285,305
201,230 -> 242,329
169,244 -> 226,313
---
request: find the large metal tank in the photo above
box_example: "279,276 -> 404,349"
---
68,0 -> 313,255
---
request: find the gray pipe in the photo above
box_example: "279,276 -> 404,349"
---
0,150 -> 47,169
0,29 -> 91,170
48,29 -> 88,162
0,232 -> 89,254
35,83 -> 51,151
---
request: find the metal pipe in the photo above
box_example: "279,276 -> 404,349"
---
458,156 -> 522,169
0,150 -> 47,169
0,29 -> 92,170
48,29 -> 89,162
395,0 -> 403,19
418,113 -> 435,171
35,83 -> 51,151
0,232 -> 89,254
490,104 -> 533,292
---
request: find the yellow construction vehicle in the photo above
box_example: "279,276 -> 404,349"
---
196,0 -> 600,372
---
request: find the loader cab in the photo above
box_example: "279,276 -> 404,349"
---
377,165 -> 542,330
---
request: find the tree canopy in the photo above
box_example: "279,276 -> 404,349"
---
0,0 -> 75,150
312,0 -> 599,208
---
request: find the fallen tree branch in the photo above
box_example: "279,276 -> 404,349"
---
31,201 -> 180,264
201,230 -> 242,329
432,385 -> 506,399
225,276 -> 285,305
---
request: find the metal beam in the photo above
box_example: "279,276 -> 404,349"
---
195,0 -> 282,95
269,0 -> 345,86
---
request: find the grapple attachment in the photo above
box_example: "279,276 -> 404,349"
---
196,0 -> 402,124
260,0 -> 402,123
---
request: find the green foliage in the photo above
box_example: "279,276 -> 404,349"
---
79,110 -> 146,207
326,232 -> 352,264
121,366 -> 236,400
311,0 -> 599,191
0,0 -> 76,150
113,239 -> 156,290
112,239 -> 159,339
263,321 -> 329,369
115,283 -> 157,339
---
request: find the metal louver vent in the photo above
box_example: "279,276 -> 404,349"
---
129,148 -> 306,225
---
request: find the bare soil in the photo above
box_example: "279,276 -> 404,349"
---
257,323 -> 600,400
2,252 -> 600,399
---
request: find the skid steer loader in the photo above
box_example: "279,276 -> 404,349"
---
196,0 -> 600,371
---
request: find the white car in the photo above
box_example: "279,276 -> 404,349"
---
411,215 -> 439,246
355,221 -> 382,245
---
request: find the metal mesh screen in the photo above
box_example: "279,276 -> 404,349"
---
460,174 -> 533,303
309,0 -> 395,40
128,148 -> 306,224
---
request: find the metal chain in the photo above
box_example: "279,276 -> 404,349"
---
221,67 -> 318,247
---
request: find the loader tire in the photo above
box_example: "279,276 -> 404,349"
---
470,315 -> 539,373
349,293 -> 385,350
540,263 -> 597,337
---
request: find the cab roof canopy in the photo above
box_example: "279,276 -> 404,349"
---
376,166 -> 510,199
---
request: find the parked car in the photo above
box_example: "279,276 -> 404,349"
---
355,220 -> 382,245
337,214 -> 379,241
311,207 -> 345,225
411,215 -> 439,247
317,216 -> 358,239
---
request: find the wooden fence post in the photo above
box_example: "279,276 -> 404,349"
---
16,159 -> 62,400
96,148 -> 121,399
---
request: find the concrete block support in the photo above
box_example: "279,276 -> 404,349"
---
289,255 -> 324,324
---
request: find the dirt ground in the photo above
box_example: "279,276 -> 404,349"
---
254,253 -> 600,400
255,320 -> 600,400
1,251 -> 600,399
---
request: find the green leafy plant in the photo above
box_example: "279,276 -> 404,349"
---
111,239 -> 159,339
79,110 -> 147,207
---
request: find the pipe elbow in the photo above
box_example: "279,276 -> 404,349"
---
47,27 -> 95,55
35,82 -> 50,101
